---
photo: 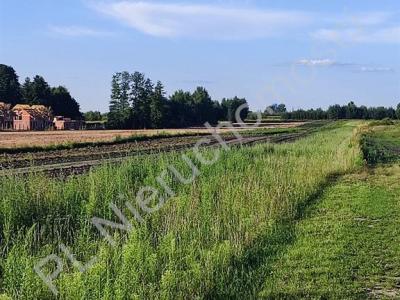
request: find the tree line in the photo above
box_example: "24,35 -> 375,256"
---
108,71 -> 249,129
281,101 -> 400,120
0,64 -> 81,119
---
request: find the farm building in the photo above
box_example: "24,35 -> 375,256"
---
53,116 -> 82,130
0,102 -> 13,130
13,104 -> 53,131
84,121 -> 106,130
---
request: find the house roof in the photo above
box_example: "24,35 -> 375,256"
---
0,102 -> 12,118
13,104 -> 52,119
13,104 -> 31,111
0,102 -> 11,111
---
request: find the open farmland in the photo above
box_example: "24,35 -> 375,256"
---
0,129 -> 210,149
2,1 -> 399,298
0,121 -> 399,299
0,122 -> 312,176
0,122 -> 305,150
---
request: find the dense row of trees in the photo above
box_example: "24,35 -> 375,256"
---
108,71 -> 249,129
282,102 -> 400,120
84,111 -> 107,122
0,64 -> 81,119
265,103 -> 287,115
4,63 -> 399,126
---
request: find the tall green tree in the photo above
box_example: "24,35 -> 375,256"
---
130,72 -> 153,129
192,87 -> 215,125
50,86 -> 81,119
106,71 -> 254,129
22,75 -> 51,106
108,72 -> 132,129
84,111 -> 104,122
285,103 -> 397,120
265,103 -> 286,115
327,104 -> 345,119
0,64 -> 21,105
396,103 -> 400,120
222,97 -> 249,122
168,90 -> 194,128
150,81 -> 166,129
345,101 -> 358,119
21,75 -> 51,105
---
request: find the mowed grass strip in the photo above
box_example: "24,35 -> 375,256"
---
259,164 -> 400,299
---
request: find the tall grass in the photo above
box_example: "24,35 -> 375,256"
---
0,122 -> 361,299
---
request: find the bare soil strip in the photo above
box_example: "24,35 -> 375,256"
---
0,132 -> 308,177
0,123 -> 305,149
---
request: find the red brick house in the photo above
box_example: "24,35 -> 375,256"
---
0,102 -> 13,130
13,104 -> 53,131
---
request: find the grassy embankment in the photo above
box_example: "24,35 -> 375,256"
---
0,121 -> 361,299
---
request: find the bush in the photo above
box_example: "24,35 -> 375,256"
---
368,118 -> 395,127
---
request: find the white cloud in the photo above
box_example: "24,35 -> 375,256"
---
92,1 -> 312,39
296,59 -> 337,66
89,1 -> 399,44
312,26 -> 400,44
358,66 -> 395,73
295,59 -> 394,73
49,25 -> 113,37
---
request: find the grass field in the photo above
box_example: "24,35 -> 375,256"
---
0,121 -> 360,299
258,123 -> 400,298
259,165 -> 400,299
0,121 -> 399,299
361,123 -> 400,164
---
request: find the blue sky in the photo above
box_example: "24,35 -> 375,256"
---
1,0 -> 399,112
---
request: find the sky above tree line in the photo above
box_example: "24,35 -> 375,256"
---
1,0 -> 399,113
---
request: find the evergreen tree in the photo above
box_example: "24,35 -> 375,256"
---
192,87 -> 215,125
327,104 -> 344,119
143,78 -> 154,128
50,86 -> 82,119
345,101 -> 358,119
222,97 -> 249,122
0,64 -> 21,105
265,103 -> 286,115
1,65 -> 82,118
150,81 -> 166,129
21,78 -> 33,103
130,72 -> 153,129
108,72 -> 132,129
168,90 -> 194,128
286,103 -> 397,120
212,100 -> 224,123
21,75 -> 51,105
397,103 -> 400,120
359,106 -> 369,119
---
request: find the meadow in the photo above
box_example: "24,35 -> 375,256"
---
261,122 -> 400,298
260,164 -> 400,298
0,121 -> 363,299
361,122 -> 400,164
